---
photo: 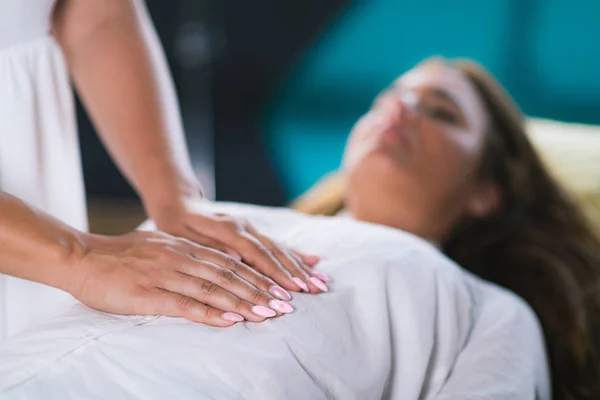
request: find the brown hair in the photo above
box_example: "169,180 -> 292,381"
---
292,58 -> 600,399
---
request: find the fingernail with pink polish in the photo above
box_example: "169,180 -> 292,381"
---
310,277 -> 329,292
252,305 -> 277,318
222,312 -> 244,322
292,277 -> 309,292
269,285 -> 292,301
312,271 -> 332,282
269,299 -> 294,314
227,251 -> 242,261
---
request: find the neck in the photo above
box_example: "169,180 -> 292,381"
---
339,208 -> 442,248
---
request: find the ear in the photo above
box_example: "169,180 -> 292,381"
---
464,180 -> 501,218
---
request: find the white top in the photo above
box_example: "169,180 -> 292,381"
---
0,0 -> 87,340
0,203 -> 550,399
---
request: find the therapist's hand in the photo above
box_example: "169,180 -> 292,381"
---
147,198 -> 329,294
66,231 -> 297,327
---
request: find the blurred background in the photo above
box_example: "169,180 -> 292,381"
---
81,0 -> 600,234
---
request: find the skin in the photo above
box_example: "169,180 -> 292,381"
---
51,0 -> 324,294
0,193 -> 295,326
343,62 -> 547,397
1,52 -> 540,394
343,62 -> 501,243
0,0 -> 327,329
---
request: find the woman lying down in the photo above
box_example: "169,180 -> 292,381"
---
1,58 -> 599,400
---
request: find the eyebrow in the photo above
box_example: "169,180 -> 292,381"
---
391,82 -> 462,110
390,82 -> 468,125
428,88 -> 461,111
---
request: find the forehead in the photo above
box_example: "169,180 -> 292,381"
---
397,63 -> 488,131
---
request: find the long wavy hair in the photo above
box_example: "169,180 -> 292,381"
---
292,58 -> 600,399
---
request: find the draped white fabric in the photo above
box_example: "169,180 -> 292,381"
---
0,203 -> 549,399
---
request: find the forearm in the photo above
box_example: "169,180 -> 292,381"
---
53,0 -> 201,216
0,192 -> 85,292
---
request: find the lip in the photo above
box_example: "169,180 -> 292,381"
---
376,123 -> 413,152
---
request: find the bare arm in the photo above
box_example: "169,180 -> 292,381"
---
52,0 -> 199,215
0,191 -> 294,325
0,192 -> 80,292
51,0 -> 326,294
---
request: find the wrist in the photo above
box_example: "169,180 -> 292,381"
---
59,232 -> 109,296
50,230 -> 89,294
142,180 -> 204,221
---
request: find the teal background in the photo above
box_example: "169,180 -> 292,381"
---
264,0 -> 600,199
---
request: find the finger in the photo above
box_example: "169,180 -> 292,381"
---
292,251 -> 321,267
246,227 -> 329,293
248,229 -> 328,294
176,229 -> 244,262
178,227 -> 228,252
230,231 -> 310,293
145,288 -> 239,327
169,256 -> 293,319
178,244 -> 294,302
153,226 -> 241,262
290,251 -> 332,283
163,272 -> 277,322
190,217 -> 300,291
288,251 -> 314,275
179,218 -> 318,294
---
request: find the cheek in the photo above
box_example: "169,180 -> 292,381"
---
342,114 -> 378,170
421,123 -> 485,175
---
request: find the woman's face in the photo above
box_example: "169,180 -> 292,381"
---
343,62 -> 498,242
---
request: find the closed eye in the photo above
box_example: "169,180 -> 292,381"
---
422,104 -> 460,125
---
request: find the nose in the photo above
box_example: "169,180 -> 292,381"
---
379,91 -> 417,127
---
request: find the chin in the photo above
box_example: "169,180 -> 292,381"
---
347,153 -> 401,205
356,144 -> 407,174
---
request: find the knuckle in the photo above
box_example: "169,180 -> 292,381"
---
225,256 -> 240,272
251,288 -> 264,303
234,296 -> 245,310
256,277 -> 273,291
218,268 -> 237,285
215,215 -> 238,228
201,282 -> 219,296
204,306 -> 217,320
133,269 -> 156,289
151,245 -> 176,260
176,295 -> 195,312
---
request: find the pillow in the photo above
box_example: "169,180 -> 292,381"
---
526,118 -> 600,231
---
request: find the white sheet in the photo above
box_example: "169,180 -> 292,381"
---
0,203 -> 550,399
